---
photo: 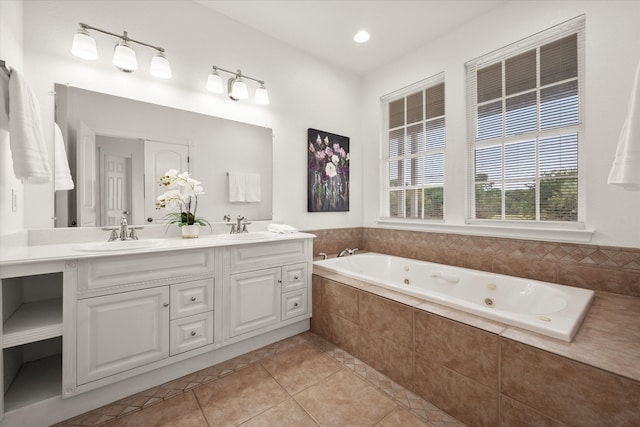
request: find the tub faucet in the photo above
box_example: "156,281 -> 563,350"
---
338,248 -> 359,257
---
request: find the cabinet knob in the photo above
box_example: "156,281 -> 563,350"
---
278,279 -> 282,283
163,302 -> 169,307
190,331 -> 197,337
147,217 -> 154,223
294,302 -> 299,307
294,276 -> 299,280
190,296 -> 197,302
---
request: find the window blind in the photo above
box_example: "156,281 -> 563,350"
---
382,74 -> 445,220
466,16 -> 584,223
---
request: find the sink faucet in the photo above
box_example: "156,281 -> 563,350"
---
119,216 -> 129,240
236,215 -> 251,233
102,216 -> 142,241
338,248 -> 359,257
224,214 -> 251,234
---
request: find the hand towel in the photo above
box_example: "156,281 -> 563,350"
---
267,223 -> 299,234
0,69 -> 8,132
8,69 -> 52,183
54,123 -> 74,191
244,173 -> 261,202
228,172 -> 245,202
608,59 -> 640,191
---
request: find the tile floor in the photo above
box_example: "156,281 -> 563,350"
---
55,332 -> 465,427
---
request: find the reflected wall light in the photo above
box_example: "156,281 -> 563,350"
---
71,22 -> 171,78
206,66 -> 269,105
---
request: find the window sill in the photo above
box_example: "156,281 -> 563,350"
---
375,218 -> 594,243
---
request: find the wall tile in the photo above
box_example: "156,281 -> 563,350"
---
359,329 -> 414,389
414,354 -> 499,427
501,338 -> 640,427
500,395 -> 569,427
492,254 -> 557,283
556,262 -> 640,297
358,291 -> 413,348
415,310 -> 499,389
322,278 -> 359,323
322,310 -> 360,357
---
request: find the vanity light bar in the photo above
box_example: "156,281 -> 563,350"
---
206,66 -> 269,105
71,22 -> 172,78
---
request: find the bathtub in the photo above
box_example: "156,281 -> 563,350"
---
314,253 -> 594,342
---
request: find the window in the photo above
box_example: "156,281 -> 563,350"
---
382,75 -> 445,220
466,17 -> 584,224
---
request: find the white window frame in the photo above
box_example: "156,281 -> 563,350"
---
380,73 -> 445,221
465,15 -> 586,229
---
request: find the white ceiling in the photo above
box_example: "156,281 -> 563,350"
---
196,0 -> 508,75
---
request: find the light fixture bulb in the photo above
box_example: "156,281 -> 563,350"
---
112,40 -> 138,72
353,30 -> 370,43
254,84 -> 270,105
71,28 -> 98,60
149,51 -> 172,79
231,77 -> 249,100
206,69 -> 224,93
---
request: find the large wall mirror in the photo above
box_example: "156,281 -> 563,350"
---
54,85 -> 273,228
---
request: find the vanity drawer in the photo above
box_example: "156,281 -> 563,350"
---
170,279 -> 214,319
282,263 -> 307,293
228,239 -> 310,272
78,249 -> 215,292
170,311 -> 214,356
281,288 -> 308,320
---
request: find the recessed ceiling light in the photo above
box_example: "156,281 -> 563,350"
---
353,30 -> 370,43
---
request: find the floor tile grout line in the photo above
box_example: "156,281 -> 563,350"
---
190,389 -> 211,427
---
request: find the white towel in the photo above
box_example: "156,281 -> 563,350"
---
0,69 -> 9,132
228,172 -> 245,202
54,123 -> 74,191
8,69 -> 51,183
267,224 -> 299,234
608,59 -> 640,191
245,173 -> 261,202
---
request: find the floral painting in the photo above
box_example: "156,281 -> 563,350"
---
308,128 -> 350,212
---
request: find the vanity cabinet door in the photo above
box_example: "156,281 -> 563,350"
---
229,267 -> 281,337
76,287 -> 170,385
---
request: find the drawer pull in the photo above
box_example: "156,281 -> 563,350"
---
190,331 -> 197,337
163,302 -> 169,307
278,279 -> 282,283
293,302 -> 299,307
190,296 -> 197,302
294,276 -> 299,280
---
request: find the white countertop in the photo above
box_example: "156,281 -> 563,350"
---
0,231 -> 315,267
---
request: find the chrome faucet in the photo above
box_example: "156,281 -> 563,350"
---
119,216 -> 129,240
102,215 -> 142,241
224,214 -> 251,234
236,215 -> 251,233
338,248 -> 359,257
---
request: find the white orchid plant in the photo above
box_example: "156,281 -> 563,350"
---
155,169 -> 211,230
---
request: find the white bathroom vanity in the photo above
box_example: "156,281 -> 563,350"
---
0,232 -> 314,426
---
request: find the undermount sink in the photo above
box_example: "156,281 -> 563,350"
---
72,239 -> 166,252
216,232 -> 277,241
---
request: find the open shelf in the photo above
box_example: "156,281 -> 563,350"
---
4,353 -> 62,412
2,298 -> 63,348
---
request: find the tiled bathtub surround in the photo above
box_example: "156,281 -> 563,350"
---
307,227 -> 640,297
311,269 -> 640,427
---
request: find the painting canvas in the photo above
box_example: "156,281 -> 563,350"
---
308,128 -> 350,212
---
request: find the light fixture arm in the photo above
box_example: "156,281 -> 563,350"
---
79,22 -> 165,53
211,66 -> 264,86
